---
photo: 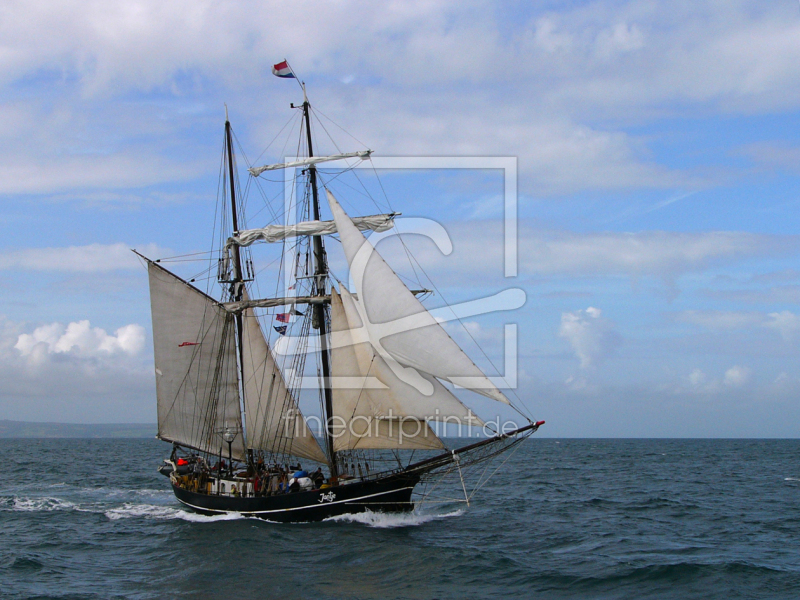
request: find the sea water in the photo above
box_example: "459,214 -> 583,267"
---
2,438 -> 799,599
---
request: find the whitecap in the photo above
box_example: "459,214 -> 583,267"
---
323,509 -> 463,528
784,477 -> 800,482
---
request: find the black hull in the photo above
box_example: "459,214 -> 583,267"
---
172,472 -> 420,523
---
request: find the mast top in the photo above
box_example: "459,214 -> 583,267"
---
225,103 -> 229,123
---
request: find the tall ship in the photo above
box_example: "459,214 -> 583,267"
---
138,77 -> 543,523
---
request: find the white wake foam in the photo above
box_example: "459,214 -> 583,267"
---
323,509 -> 464,528
104,502 -> 245,522
12,496 -> 77,512
784,477 -> 800,482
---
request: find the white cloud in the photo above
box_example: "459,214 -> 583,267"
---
770,371 -> 800,395
685,365 -> 752,394
15,320 -> 145,359
523,230 -> 799,278
0,243 -> 166,272
738,142 -> 800,175
685,367 -> 724,394
0,149 -> 200,195
3,0 -> 791,116
0,99 -> 203,195
564,374 -> 594,391
595,22 -> 645,59
688,368 -> 706,387
559,306 -> 620,368
764,311 -> 800,342
724,365 -> 751,387
0,316 -> 152,422
386,221 -> 800,289
6,1 -> 798,197
441,319 -> 499,343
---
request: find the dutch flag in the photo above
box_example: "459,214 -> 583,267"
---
272,60 -> 295,79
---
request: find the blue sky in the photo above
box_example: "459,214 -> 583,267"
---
1,1 -> 799,437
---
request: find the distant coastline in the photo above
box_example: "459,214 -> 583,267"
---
0,420 -> 156,439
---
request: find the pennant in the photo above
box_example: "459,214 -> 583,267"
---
272,60 -> 295,79
275,313 -> 290,323
178,341 -> 199,347
273,325 -> 287,335
291,309 -> 305,316
288,284 -> 296,290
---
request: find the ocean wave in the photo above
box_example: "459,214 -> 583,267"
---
323,509 -> 463,528
9,556 -> 45,571
104,502 -> 245,523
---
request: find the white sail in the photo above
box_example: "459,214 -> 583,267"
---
226,213 -> 396,249
330,289 -> 445,452
339,286 -> 484,424
240,300 -> 328,464
248,150 -> 372,177
326,189 -> 511,404
148,261 -> 246,459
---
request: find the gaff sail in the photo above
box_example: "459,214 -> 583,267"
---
147,261 -> 246,460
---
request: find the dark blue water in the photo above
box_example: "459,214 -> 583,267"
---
2,438 -> 799,599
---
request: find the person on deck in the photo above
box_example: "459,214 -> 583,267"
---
311,468 -> 324,488
267,473 -> 279,495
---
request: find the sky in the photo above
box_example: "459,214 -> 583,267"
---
1,0 -> 799,437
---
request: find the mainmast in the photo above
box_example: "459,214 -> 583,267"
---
224,107 -> 247,460
302,87 -> 338,478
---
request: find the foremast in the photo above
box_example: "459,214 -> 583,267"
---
224,107 -> 247,462
302,87 -> 338,478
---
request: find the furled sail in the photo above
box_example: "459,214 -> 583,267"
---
225,213 -> 396,250
223,288 -> 431,313
240,298 -> 328,464
224,296 -> 326,312
330,289 -> 445,452
248,150 -> 372,177
326,189 -> 511,404
147,261 -> 246,459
